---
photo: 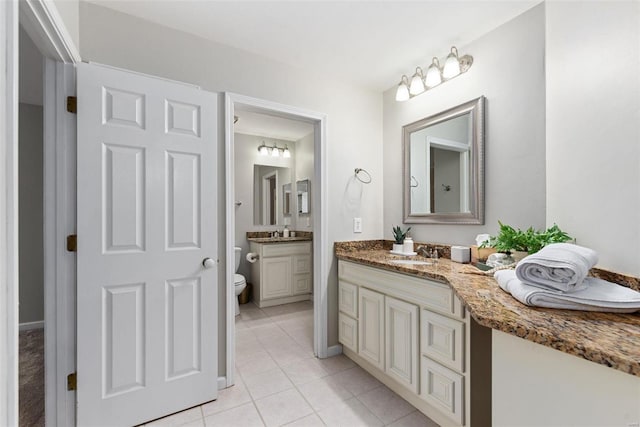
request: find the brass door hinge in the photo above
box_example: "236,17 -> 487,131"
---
66,96 -> 77,114
67,234 -> 77,252
67,372 -> 77,391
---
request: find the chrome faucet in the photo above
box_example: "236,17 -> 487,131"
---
416,245 -> 430,257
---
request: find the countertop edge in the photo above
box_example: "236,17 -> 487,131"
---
335,250 -> 640,377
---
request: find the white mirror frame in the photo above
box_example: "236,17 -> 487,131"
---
403,96 -> 485,224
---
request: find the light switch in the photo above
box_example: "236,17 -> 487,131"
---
353,217 -> 362,233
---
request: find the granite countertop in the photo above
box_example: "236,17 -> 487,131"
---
335,240 -> 640,377
248,236 -> 313,243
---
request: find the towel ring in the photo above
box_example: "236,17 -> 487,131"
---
354,168 -> 372,184
410,175 -> 419,188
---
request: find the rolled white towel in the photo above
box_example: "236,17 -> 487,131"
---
495,270 -> 640,313
515,243 -> 598,292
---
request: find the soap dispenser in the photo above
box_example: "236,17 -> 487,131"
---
403,235 -> 414,254
283,225 -> 290,238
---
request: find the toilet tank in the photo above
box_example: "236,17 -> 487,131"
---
234,247 -> 241,272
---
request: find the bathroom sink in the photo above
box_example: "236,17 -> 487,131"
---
389,259 -> 433,266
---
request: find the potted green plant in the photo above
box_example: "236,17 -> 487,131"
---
392,225 -> 411,253
482,221 -> 572,262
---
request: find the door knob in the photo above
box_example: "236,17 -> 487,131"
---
202,258 -> 217,269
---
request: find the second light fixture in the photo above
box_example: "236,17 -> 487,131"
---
257,141 -> 291,158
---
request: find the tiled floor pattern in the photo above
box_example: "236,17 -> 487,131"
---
146,301 -> 439,427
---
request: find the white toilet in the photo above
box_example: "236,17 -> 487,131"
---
234,247 -> 247,316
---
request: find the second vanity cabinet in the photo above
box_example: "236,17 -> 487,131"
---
338,260 -> 488,427
250,241 -> 312,307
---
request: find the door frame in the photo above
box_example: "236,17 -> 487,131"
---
0,1 -> 19,424
17,2 -> 80,426
224,93 -> 329,387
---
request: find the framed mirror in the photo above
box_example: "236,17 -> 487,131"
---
253,165 -> 291,225
403,96 -> 485,224
297,179 -> 311,214
283,183 -> 292,216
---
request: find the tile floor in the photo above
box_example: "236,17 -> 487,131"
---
146,300 -> 439,427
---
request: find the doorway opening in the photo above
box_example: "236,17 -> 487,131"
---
224,93 -> 329,387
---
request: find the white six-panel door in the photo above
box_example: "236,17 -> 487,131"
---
76,63 -> 218,426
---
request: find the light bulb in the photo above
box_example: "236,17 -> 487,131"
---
425,57 -> 442,88
283,146 -> 291,158
271,146 -> 279,157
442,47 -> 461,79
395,76 -> 410,102
258,144 -> 269,156
409,67 -> 425,95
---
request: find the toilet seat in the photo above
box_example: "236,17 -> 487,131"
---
234,273 -> 246,286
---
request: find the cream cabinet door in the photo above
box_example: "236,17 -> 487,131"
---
385,297 -> 419,393
338,313 -> 358,352
292,275 -> 311,295
262,256 -> 292,299
358,287 -> 385,370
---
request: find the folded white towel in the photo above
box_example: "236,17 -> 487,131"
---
515,243 -> 599,292
495,270 -> 640,313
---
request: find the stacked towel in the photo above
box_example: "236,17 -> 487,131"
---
515,243 -> 598,292
494,243 -> 640,313
495,270 -> 640,313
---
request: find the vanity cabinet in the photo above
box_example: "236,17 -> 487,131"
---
337,260 -> 484,427
250,241 -> 312,307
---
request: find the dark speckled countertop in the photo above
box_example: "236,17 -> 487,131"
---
335,240 -> 640,377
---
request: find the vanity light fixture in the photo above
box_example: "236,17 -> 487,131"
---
395,46 -> 473,102
425,57 -> 442,88
409,67 -> 426,95
395,75 -> 411,102
257,141 -> 291,158
283,145 -> 291,158
442,46 -> 461,79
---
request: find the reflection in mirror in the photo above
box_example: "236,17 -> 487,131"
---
283,183 -> 292,216
403,96 -> 484,224
253,165 -> 291,225
297,179 -> 310,214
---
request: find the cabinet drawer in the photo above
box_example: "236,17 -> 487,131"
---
262,242 -> 311,257
338,281 -> 358,318
293,254 -> 312,274
421,310 -> 465,373
421,356 -> 464,425
338,313 -> 358,353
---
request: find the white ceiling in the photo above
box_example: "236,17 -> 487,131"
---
84,0 -> 540,92
234,110 -> 314,141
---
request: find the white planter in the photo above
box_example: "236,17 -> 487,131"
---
393,243 -> 403,253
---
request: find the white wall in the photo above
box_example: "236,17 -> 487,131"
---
294,132 -> 314,232
546,1 -> 640,276
79,2 -> 384,365
383,4 -> 546,245
493,330 -> 640,426
18,27 -> 42,106
18,103 -> 43,324
52,0 -> 79,52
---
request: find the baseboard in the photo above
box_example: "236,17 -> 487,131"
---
327,344 -> 343,358
19,320 -> 44,331
217,376 -> 227,390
